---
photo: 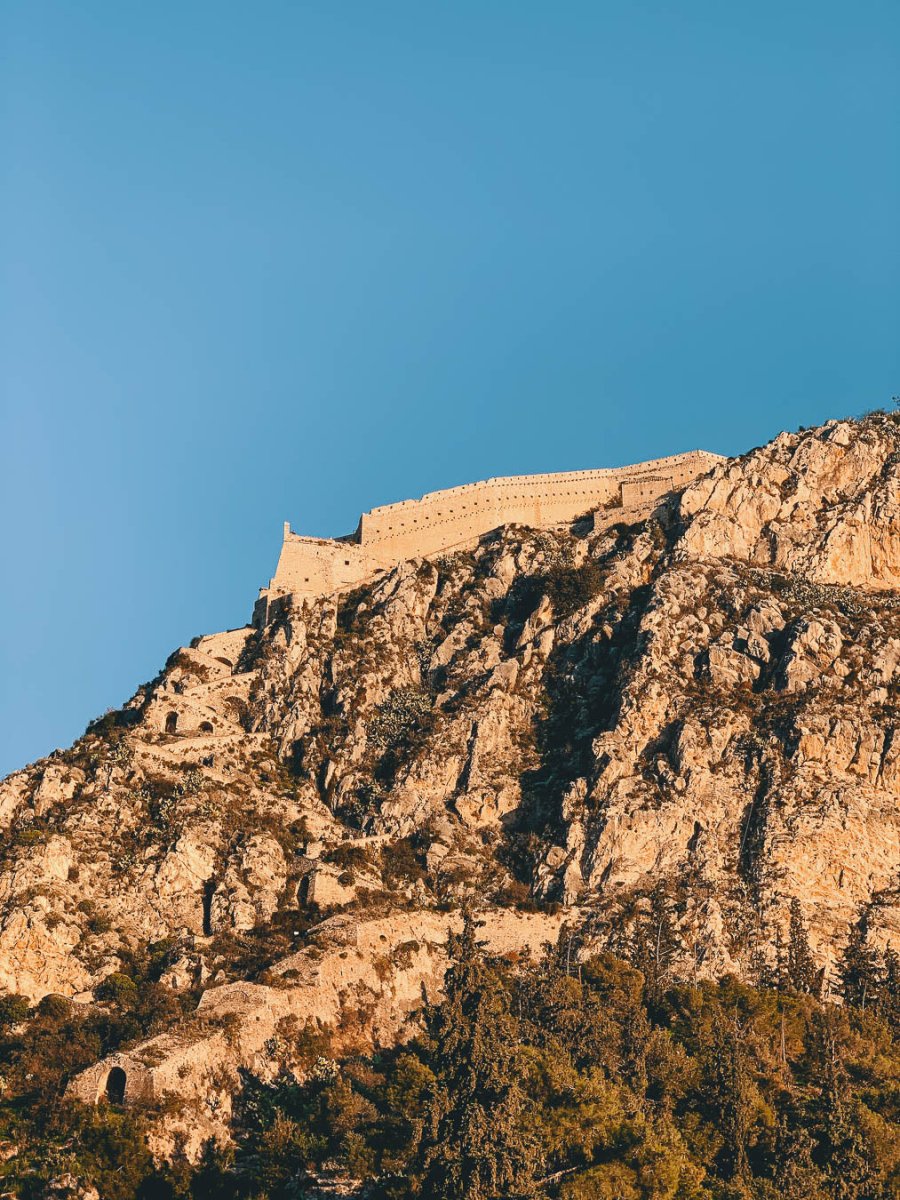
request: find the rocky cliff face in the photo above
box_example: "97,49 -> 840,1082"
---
1,414 -> 898,1130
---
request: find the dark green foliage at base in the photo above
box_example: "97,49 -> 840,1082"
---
2,922 -> 898,1199
5,1103 -> 159,1200
201,926 -> 897,1199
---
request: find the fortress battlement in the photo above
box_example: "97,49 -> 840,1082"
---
253,449 -> 725,624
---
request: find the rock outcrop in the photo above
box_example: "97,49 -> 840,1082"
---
1,412 -> 898,1148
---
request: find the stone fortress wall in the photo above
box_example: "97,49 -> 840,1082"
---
254,449 -> 724,623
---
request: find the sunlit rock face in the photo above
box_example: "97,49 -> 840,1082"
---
2,413 -> 899,1148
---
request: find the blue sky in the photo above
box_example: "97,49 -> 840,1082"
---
2,2 -> 899,776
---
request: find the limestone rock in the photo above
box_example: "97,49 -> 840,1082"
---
209,834 -> 287,932
678,417 -> 900,587
1,413 -> 899,1152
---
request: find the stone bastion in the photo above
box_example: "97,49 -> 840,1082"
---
254,449 -> 725,624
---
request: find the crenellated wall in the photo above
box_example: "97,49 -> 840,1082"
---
253,450 -> 724,623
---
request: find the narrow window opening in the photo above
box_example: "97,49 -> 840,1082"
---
202,879 -> 215,937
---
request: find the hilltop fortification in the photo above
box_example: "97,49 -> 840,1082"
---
254,449 -> 724,623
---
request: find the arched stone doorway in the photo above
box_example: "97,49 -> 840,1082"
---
165,712 -> 178,735
104,1066 -> 127,1104
199,720 -> 213,734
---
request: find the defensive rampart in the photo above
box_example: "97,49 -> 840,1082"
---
253,449 -> 724,623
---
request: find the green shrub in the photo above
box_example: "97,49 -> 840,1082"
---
366,690 -> 434,752
94,972 -> 140,1007
0,992 -> 29,1029
381,837 -> 427,888
324,843 -> 372,872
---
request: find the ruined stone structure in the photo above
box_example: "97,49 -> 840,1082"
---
68,909 -> 564,1141
254,449 -> 724,623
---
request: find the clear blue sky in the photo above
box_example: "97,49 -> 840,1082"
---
2,2 -> 898,776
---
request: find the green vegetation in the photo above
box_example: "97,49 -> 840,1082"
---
199,918 -> 899,1199
365,689 -> 436,794
4,916 -> 896,1199
503,553 -> 605,634
0,941 -> 198,1197
9,1102 -> 158,1200
164,650 -> 211,682
366,689 -> 435,756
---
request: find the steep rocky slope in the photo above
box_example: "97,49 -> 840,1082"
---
0,414 -> 898,1140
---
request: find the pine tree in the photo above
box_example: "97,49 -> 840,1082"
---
838,910 -> 881,1011
748,906 -> 772,990
709,1015 -> 753,1192
770,923 -> 789,991
417,915 -> 539,1199
880,947 -> 900,1030
787,899 -> 818,994
814,1016 -> 874,1200
770,1110 -> 826,1199
631,882 -> 681,1008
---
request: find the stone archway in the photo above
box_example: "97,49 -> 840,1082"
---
199,720 -> 214,734
165,712 -> 178,735
104,1066 -> 127,1104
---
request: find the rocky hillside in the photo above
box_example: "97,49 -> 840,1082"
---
0,414 -> 898,1141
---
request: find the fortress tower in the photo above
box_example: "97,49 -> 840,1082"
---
253,449 -> 725,625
